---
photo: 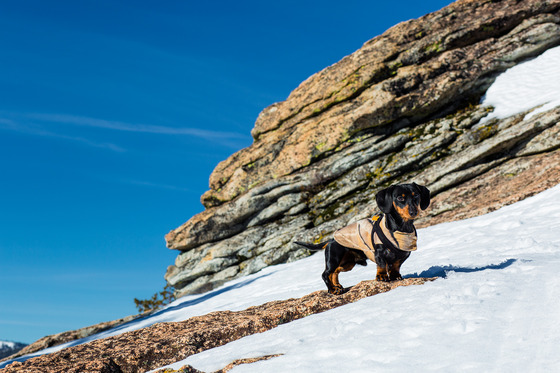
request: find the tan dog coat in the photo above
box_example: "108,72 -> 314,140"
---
333,215 -> 417,262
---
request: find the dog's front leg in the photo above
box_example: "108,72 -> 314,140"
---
374,251 -> 390,282
376,264 -> 390,282
388,259 -> 404,281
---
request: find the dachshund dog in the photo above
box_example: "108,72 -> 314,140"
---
295,183 -> 430,295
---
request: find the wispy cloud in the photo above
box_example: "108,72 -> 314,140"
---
0,117 -> 125,152
0,111 -> 251,151
28,113 -> 248,141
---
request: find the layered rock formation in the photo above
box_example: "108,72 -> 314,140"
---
165,0 -> 560,297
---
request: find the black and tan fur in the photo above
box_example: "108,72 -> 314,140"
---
295,183 -> 430,295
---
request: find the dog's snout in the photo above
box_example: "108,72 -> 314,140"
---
408,204 -> 418,218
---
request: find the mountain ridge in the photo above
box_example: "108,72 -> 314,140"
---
0,341 -> 26,360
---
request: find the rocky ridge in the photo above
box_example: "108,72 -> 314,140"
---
0,314 -> 143,363
165,0 -> 560,297
0,278 -> 434,373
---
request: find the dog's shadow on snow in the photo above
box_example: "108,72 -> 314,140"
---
405,258 -> 518,279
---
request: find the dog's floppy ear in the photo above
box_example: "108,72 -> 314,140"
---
413,182 -> 431,210
375,186 -> 395,214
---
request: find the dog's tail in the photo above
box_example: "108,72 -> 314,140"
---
294,241 -> 329,251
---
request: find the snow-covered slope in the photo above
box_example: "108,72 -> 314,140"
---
2,46 -> 560,373
3,183 -> 559,371
155,183 -> 560,372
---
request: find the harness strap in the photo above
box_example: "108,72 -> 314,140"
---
371,215 -> 400,252
357,223 -> 372,252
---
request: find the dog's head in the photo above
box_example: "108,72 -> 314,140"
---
375,183 -> 430,221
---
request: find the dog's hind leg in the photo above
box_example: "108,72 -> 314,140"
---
323,242 -> 357,295
322,269 -> 343,295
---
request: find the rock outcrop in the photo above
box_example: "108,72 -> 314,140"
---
1,278 -> 434,373
165,0 -> 560,297
0,314 -> 144,363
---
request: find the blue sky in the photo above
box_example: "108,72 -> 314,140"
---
0,0 -> 452,344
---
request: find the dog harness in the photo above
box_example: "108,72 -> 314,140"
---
333,215 -> 417,262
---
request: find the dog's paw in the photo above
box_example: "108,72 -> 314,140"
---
329,285 -> 344,295
389,274 -> 403,281
376,273 -> 390,282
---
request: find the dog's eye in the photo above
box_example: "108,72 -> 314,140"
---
397,196 -> 405,202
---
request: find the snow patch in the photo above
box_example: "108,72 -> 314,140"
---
0,341 -> 16,349
481,45 -> 560,121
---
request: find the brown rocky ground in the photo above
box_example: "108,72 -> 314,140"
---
0,278 -> 434,373
1,314 -> 145,363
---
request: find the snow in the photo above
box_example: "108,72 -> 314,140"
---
6,182 -> 557,371
0,341 -> 16,349
151,184 -> 560,372
3,44 -> 560,373
0,341 -> 25,360
481,45 -> 560,121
